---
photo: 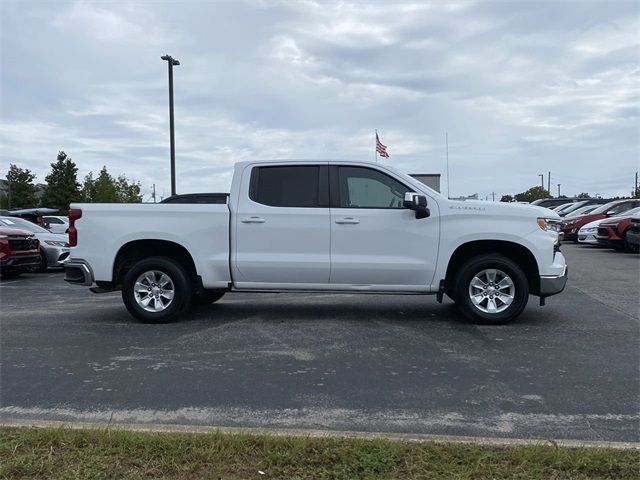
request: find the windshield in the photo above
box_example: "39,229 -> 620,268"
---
565,205 -> 596,218
0,217 -> 50,233
561,201 -> 587,214
590,201 -> 622,215
618,206 -> 640,217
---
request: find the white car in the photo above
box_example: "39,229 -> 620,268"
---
43,215 -> 69,234
64,160 -> 567,325
577,219 -> 604,245
0,216 -> 70,271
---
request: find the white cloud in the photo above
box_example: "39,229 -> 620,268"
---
1,0 -> 638,200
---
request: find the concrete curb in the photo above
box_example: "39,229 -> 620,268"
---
2,418 -> 638,450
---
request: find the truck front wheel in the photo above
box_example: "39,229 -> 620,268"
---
453,254 -> 529,325
122,256 -> 192,323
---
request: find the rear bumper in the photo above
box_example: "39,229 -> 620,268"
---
539,265 -> 568,297
64,260 -> 94,286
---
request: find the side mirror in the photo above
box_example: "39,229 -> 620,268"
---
605,210 -> 615,217
404,192 -> 430,219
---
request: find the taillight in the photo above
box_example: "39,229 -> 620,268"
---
68,208 -> 82,247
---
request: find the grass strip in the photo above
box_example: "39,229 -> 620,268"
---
1,426 -> 638,479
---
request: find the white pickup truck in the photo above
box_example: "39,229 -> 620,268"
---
64,160 -> 567,325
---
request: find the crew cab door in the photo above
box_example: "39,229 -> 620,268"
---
232,164 -> 331,286
329,165 -> 439,288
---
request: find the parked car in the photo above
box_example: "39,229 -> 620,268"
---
564,205 -> 598,218
595,207 -> 640,252
43,215 -> 69,234
0,216 -> 69,272
0,226 -> 40,278
552,203 -> 576,215
626,218 -> 640,252
64,160 -> 567,325
577,219 -> 605,245
561,199 -> 640,241
531,198 -> 578,209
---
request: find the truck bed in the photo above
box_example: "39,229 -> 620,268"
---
71,203 -> 231,288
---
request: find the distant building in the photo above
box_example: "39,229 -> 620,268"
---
409,173 -> 441,193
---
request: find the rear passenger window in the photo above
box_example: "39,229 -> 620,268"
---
250,166 -> 320,207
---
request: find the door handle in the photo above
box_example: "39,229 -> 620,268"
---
335,217 -> 359,224
241,216 -> 266,224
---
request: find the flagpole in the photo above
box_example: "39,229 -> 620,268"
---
375,129 -> 378,162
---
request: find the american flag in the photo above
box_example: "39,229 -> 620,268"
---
376,132 -> 389,158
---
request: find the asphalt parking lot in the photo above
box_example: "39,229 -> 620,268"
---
1,243 -> 638,443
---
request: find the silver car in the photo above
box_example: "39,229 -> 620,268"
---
0,216 -> 70,271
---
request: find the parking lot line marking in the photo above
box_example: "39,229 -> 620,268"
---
1,418 -> 638,450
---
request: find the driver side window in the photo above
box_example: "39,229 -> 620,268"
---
338,166 -> 410,209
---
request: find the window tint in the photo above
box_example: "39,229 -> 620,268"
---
338,167 -> 409,209
250,166 -> 319,207
611,201 -> 639,214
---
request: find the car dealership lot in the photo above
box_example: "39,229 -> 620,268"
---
1,244 -> 638,443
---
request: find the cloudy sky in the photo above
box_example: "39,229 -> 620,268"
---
1,0 -> 638,201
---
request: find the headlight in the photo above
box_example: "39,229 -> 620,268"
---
537,217 -> 562,232
44,240 -> 69,247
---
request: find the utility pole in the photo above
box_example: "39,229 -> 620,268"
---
492,192 -> 495,202
548,171 -> 551,196
539,174 -> 544,192
557,183 -> 561,197
161,54 -> 180,196
152,184 -> 156,203
635,172 -> 638,196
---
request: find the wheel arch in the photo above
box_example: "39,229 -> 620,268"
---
113,239 -> 198,288
445,240 -> 540,295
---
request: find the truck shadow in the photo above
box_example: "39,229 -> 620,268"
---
183,294 -> 548,328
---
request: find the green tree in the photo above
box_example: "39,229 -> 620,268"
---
633,186 -> 640,199
514,186 -> 549,203
41,151 -> 82,213
500,194 -> 514,202
576,192 -> 591,199
83,167 -> 118,202
82,166 -> 142,203
115,175 -> 143,203
5,164 -> 37,208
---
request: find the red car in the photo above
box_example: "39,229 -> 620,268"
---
0,226 -> 41,278
561,199 -> 640,241
596,207 -> 640,252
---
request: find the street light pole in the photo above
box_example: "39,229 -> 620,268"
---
557,183 -> 561,197
161,54 -> 180,196
539,174 -> 544,192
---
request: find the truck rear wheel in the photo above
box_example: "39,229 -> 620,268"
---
122,256 -> 192,323
453,254 -> 529,325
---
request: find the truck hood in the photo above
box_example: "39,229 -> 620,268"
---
443,199 -> 558,219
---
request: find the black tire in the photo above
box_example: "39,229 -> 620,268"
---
623,232 -> 638,253
122,256 -> 192,323
453,254 -> 529,325
36,251 -> 48,273
192,290 -> 225,305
